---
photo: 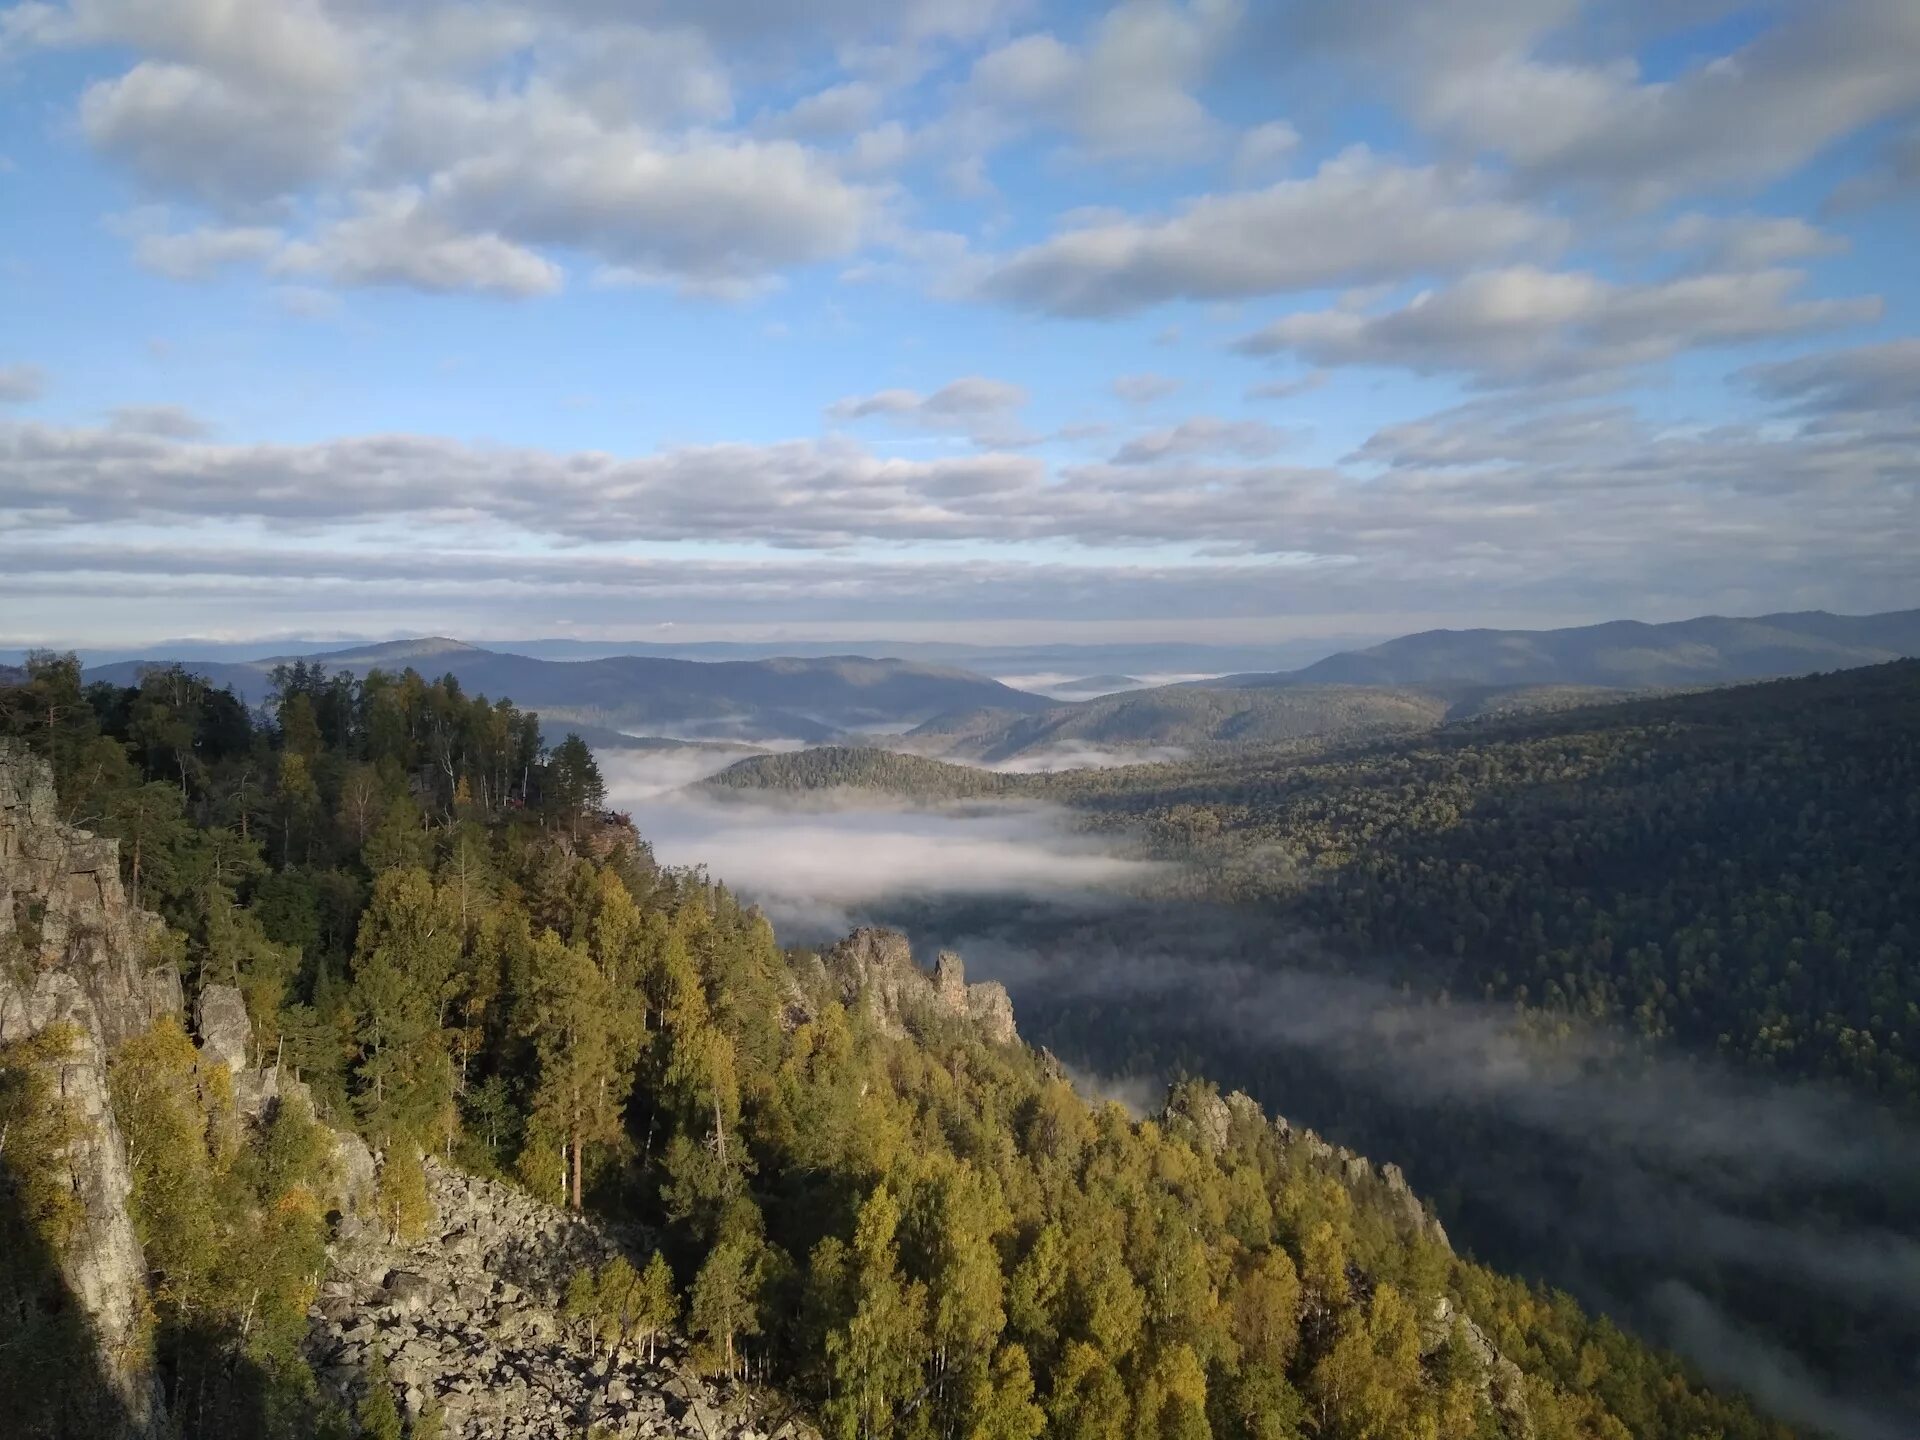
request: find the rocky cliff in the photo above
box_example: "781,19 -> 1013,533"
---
0,742 -> 176,1434
1,744 -> 787,1440
807,927 -> 1018,1044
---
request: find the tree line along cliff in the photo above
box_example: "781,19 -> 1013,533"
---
1,653 -> 1800,1440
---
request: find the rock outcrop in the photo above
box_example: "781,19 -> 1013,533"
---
812,927 -> 1018,1045
1,744 -> 177,1435
308,1159 -> 814,1440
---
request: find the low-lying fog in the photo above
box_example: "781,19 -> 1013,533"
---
602,749 -> 1162,937
599,744 -> 1920,1439
996,671 -> 1225,699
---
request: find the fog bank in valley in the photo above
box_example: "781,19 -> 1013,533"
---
601,748 -> 1161,938
598,745 -> 1919,1437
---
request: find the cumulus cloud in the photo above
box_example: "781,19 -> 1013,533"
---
975,150 -> 1565,317
1740,339 -> 1920,423
30,0 -> 880,296
1244,373 -> 1326,402
1234,265 -> 1880,384
131,223 -> 283,280
80,61 -> 345,209
1110,416 -> 1288,464
1231,120 -> 1300,180
1300,0 -> 1920,206
1662,213 -> 1847,272
276,189 -> 563,298
828,376 -> 1034,445
1110,373 -> 1182,406
968,0 -> 1243,161
771,81 -> 883,139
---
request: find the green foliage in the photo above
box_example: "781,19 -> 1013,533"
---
374,1144 -> 434,1244
356,1349 -> 403,1440
1,656 -> 1821,1440
108,1015 -> 333,1437
562,1252 -> 679,1363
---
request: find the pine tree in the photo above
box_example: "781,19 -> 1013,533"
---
349,867 -> 459,1143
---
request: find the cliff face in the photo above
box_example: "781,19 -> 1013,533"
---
0,743 -> 177,1435
810,927 -> 1019,1045
0,743 -> 799,1440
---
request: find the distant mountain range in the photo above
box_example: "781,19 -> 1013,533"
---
10,635 -> 1358,682
84,638 -> 1052,743
40,608 -> 1920,757
1212,609 -> 1920,690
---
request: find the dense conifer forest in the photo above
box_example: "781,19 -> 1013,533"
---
717,662 -> 1920,1108
0,654 -> 1811,1439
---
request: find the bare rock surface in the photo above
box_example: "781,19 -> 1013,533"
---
194,982 -> 252,1072
819,927 -> 1018,1045
307,1158 -> 817,1440
0,743 -> 170,1434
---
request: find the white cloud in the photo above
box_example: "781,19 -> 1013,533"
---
1231,120 -> 1300,181
80,61 -> 345,208
1234,265 -> 1880,384
1110,416 -> 1288,464
33,1 -> 880,296
1663,214 -> 1847,272
1110,373 -> 1182,406
1741,340 -> 1920,422
276,189 -> 564,298
1244,373 -> 1326,402
828,376 -> 1034,446
968,0 -> 1244,162
772,81 -> 883,138
1394,0 -> 1920,204
131,223 -> 284,280
976,149 -> 1566,317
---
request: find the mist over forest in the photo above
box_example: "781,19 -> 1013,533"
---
603,739 -> 1920,1440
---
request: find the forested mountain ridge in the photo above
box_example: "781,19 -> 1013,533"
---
895,682 -> 1648,767
712,662 -> 1920,1108
902,687 -> 1448,765
0,653 -> 1798,1440
84,642 -> 1053,743
1218,608 -> 1920,690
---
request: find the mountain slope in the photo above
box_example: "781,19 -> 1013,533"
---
1222,608 -> 1920,689
915,684 -> 1449,764
0,727 -> 1803,1440
86,641 -> 1053,742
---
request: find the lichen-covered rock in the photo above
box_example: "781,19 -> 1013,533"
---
0,744 -> 171,1435
194,983 -> 252,1072
818,928 -> 1018,1045
306,1158 -> 808,1439
1424,1297 -> 1536,1440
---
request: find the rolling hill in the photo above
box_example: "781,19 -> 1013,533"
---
906,684 -> 1451,764
84,638 -> 1053,742
1215,608 -> 1920,689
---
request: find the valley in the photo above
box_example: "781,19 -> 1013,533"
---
4,613 -> 1917,1440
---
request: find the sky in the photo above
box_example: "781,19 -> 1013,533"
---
1,0 -> 1917,648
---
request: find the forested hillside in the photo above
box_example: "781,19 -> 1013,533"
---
1255,609 -> 1920,689
721,663 -> 1920,1109
83,641 -> 1053,743
0,653 -> 1800,1440
905,687 -> 1448,765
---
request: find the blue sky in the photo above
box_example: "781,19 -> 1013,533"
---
1,0 -> 1916,647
